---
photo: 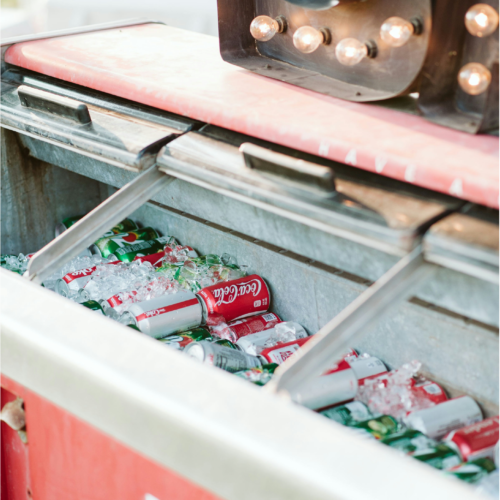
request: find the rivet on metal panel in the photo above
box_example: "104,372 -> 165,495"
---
1,397 -> 28,443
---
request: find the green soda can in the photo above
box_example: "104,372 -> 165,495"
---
127,324 -> 141,331
82,300 -> 105,314
113,236 -> 177,263
235,363 -> 278,386
381,428 -> 437,454
213,338 -> 239,350
158,328 -> 212,350
447,458 -> 497,483
93,227 -> 159,257
321,401 -> 376,426
55,215 -> 84,236
351,415 -> 402,440
109,219 -> 138,234
56,216 -> 137,237
93,226 -> 164,258
412,443 -> 462,470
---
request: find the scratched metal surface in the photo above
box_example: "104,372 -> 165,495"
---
4,24 -> 499,208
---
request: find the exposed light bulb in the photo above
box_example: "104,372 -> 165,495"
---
250,15 -> 279,42
335,38 -> 368,66
380,17 -> 415,47
458,62 -> 491,95
293,26 -> 326,54
465,4 -> 499,37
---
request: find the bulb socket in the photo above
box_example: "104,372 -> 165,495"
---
410,17 -> 423,35
365,40 -> 378,58
275,16 -> 288,34
319,27 -> 332,45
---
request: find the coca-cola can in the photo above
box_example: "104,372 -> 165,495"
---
349,356 -> 387,384
290,364 -> 357,410
196,274 -> 270,323
260,336 -> 312,365
444,416 -> 499,462
289,357 -> 386,410
226,312 -> 282,341
404,396 -> 483,440
237,321 -> 308,356
133,251 -> 167,268
185,340 -> 262,373
411,379 -> 448,405
55,260 -> 121,296
129,291 -> 203,338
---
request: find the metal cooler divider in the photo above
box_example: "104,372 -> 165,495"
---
0,28 -> 498,499
0,128 -> 496,498
13,104 -> 500,414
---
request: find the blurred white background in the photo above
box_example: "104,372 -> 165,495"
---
1,0 -> 219,38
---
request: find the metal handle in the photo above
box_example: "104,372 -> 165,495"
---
18,85 -> 92,124
265,246 -> 436,397
240,143 -> 335,196
25,166 -> 173,284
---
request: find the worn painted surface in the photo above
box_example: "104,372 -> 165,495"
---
1,387 -> 31,500
1,376 -> 222,500
4,24 -> 499,208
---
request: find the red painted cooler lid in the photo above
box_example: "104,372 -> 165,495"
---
4,24 -> 499,208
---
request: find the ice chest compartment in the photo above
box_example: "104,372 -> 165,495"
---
1,53 -> 498,500
1,160 -> 498,499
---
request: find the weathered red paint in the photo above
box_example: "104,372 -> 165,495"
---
1,387 -> 31,500
4,24 -> 498,208
1,376 -> 221,500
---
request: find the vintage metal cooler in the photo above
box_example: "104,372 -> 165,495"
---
1,20 -> 498,500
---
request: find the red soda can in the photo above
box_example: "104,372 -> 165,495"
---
349,356 -> 387,385
225,312 -> 282,340
197,275 -> 270,323
444,416 -> 499,461
411,379 -> 448,405
56,260 -> 121,295
404,396 -> 483,440
133,251 -> 166,268
129,291 -> 203,338
289,357 -> 386,410
259,336 -> 312,364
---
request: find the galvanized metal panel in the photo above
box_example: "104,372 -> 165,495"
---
0,270 -> 491,500
0,129 -> 108,255
131,202 -> 499,410
20,134 -> 499,327
19,133 -> 400,280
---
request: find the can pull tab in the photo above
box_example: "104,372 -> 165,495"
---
240,143 -> 336,197
1,397 -> 28,443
